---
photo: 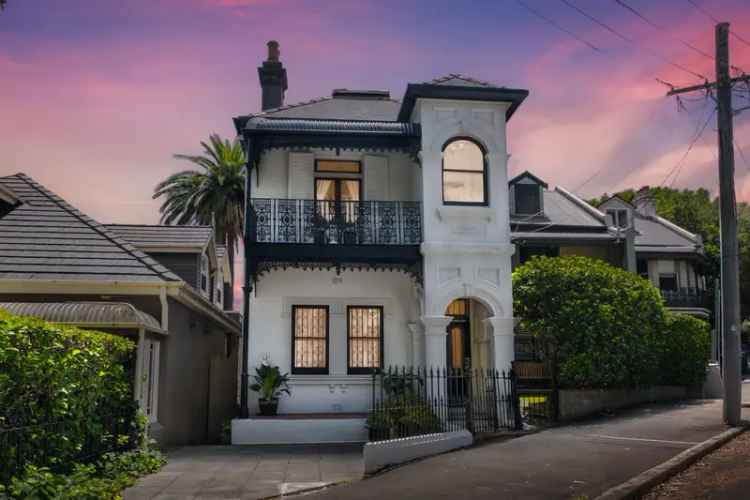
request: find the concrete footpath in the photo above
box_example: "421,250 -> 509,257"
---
309,398 -> 745,500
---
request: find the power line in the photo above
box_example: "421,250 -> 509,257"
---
686,0 -> 750,48
559,0 -> 708,80
613,0 -> 714,61
735,138 -> 750,172
660,106 -> 716,187
515,0 -> 600,51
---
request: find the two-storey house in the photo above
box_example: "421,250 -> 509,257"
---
599,189 -> 709,318
231,42 -> 708,443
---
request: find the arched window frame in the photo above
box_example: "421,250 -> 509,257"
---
441,137 -> 489,206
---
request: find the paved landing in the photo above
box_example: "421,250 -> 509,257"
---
123,444 -> 363,500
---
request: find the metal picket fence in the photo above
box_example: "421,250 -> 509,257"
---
368,366 -> 522,442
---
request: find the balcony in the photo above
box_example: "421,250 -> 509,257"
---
246,199 -> 423,272
661,287 -> 710,310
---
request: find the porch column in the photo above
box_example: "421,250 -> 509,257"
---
421,315 -> 452,370
485,317 -> 515,374
407,321 -> 425,368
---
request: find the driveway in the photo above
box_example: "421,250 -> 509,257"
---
123,444 -> 363,500
306,397 -> 746,500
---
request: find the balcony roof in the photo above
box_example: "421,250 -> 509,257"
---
245,117 -> 420,137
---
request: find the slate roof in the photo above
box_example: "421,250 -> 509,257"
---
633,215 -> 700,253
0,301 -> 165,333
510,187 -> 611,237
245,92 -> 401,122
105,224 -> 213,252
0,174 -> 180,282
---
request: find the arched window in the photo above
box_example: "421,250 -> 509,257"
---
442,138 -> 487,205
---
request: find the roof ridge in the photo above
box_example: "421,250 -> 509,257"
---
428,73 -> 498,87
14,174 -> 180,282
259,95 -> 332,115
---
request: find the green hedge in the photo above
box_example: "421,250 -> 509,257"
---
513,256 -> 710,389
0,310 -> 137,480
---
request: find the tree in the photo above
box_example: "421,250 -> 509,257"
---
153,134 -> 246,272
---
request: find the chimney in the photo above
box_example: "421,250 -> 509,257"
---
633,186 -> 657,217
257,40 -> 287,111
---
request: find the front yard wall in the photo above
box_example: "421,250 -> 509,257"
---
247,268 -> 419,415
558,386 -> 687,421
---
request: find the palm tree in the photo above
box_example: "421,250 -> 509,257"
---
154,133 -> 246,274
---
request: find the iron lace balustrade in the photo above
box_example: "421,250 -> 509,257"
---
249,199 -> 422,246
661,287 -> 709,309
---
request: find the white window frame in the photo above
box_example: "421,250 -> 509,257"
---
138,337 -> 160,424
215,268 -> 223,308
200,253 -> 209,297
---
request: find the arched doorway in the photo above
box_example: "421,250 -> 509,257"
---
444,298 -> 492,372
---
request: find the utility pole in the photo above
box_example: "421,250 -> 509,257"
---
667,23 -> 744,426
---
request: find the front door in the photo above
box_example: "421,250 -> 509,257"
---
446,299 -> 471,404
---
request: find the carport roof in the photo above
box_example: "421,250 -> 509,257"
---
0,301 -> 166,334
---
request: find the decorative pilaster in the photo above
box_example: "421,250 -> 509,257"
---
484,316 -> 515,374
420,315 -> 452,370
407,321 -> 426,368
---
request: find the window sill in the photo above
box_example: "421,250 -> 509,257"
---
289,374 -> 374,385
437,206 -> 495,223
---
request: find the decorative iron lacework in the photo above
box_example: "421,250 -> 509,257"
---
254,261 -> 423,283
250,199 -> 422,246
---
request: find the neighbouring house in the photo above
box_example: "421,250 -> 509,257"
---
105,224 -> 235,311
599,189 -> 709,318
230,42 -> 708,444
0,173 -> 241,447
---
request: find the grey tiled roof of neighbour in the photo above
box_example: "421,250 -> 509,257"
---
634,216 -> 701,253
0,301 -> 165,333
0,174 -> 181,282
105,224 -> 213,251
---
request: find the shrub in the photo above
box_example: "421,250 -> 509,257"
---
658,313 -> 711,386
0,310 -> 137,481
513,256 -> 666,389
1,447 -> 166,500
366,396 -> 442,440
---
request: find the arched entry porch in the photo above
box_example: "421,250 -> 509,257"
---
444,298 -> 493,372
417,295 -> 514,373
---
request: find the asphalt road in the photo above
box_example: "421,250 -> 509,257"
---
308,398 -> 741,500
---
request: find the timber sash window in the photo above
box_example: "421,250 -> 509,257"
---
442,138 -> 487,205
347,306 -> 383,374
292,305 -> 329,374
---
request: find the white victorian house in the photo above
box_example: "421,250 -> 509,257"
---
230,42 -> 707,444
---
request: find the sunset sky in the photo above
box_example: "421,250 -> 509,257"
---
2,0 -> 750,294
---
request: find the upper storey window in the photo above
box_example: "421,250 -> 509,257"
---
442,138 -> 487,205
509,171 -> 547,216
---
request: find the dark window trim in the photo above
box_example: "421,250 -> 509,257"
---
291,305 -> 329,375
314,177 -> 363,202
346,305 -> 384,375
315,159 -> 362,174
513,183 -> 542,216
441,137 -> 489,207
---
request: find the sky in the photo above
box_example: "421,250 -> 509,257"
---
1,0 -> 750,302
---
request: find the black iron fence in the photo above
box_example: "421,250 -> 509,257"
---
661,287 -> 709,309
368,367 -> 522,442
0,411 -> 136,485
249,199 -> 422,245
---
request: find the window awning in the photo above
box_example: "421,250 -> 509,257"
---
0,302 -> 166,335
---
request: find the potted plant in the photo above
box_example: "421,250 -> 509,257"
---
250,362 -> 291,416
